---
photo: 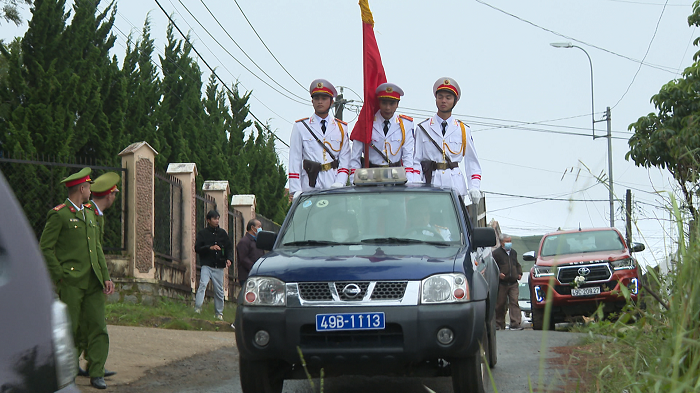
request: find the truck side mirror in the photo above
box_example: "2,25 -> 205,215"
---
630,242 -> 645,253
523,251 -> 536,261
256,231 -> 277,251
472,227 -> 496,248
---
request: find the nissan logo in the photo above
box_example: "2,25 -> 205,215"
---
342,284 -> 362,298
578,267 -> 591,276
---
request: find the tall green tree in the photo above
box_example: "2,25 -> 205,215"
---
225,83 -> 253,195
199,74 -> 230,183
245,122 -> 289,223
121,16 -> 162,154
627,3 -> 700,219
156,23 -> 204,169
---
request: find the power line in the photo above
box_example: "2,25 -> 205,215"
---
172,0 -> 309,105
474,0 -> 681,75
612,0 -> 669,109
154,0 -> 290,148
227,0 -> 306,90
485,189 -> 611,202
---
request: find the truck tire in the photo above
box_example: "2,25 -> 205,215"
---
532,306 -> 556,330
239,357 -> 284,393
451,322 -> 488,393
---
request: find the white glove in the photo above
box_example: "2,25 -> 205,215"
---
293,191 -> 302,199
469,189 -> 482,205
330,182 -> 343,188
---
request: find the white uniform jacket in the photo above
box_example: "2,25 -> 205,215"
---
413,115 -> 482,196
288,113 -> 351,194
350,112 -> 417,182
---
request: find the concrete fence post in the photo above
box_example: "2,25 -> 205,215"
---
118,142 -> 158,279
167,163 -> 198,292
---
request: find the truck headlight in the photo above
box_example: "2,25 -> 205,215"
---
421,273 -> 469,304
244,277 -> 286,306
533,265 -> 554,278
611,258 -> 635,270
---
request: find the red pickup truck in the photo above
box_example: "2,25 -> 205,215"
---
523,228 -> 644,330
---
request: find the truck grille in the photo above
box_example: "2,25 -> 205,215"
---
299,323 -> 403,348
297,281 -> 408,302
557,264 -> 612,284
298,282 -> 333,301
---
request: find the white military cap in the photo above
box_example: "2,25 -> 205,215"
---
433,77 -> 461,102
309,79 -> 337,98
375,82 -> 404,100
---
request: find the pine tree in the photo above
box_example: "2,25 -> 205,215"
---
199,74 -> 230,182
122,17 -> 162,155
225,83 -> 252,195
247,122 -> 289,223
156,23 -> 204,170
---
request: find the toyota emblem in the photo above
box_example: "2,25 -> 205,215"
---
342,284 -> 361,298
578,267 -> 591,276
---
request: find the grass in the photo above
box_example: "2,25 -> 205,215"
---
105,296 -> 237,331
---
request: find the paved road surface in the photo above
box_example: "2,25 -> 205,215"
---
102,328 -> 583,393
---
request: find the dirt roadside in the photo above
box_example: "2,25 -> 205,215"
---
75,325 -> 237,392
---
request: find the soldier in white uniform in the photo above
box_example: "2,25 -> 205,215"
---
349,82 -> 417,182
413,77 -> 482,203
288,79 -> 351,197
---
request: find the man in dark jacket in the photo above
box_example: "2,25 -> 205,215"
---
236,219 -> 264,284
194,210 -> 233,320
493,233 -> 524,330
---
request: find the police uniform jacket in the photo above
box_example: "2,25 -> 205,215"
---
40,199 -> 110,289
414,114 -> 482,196
88,200 -> 106,245
288,113 -> 351,193
350,111 -> 417,182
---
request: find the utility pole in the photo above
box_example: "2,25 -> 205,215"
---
333,87 -> 348,121
594,107 -> 614,227
606,107 -> 614,227
626,189 -> 632,247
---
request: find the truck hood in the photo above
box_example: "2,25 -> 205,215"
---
251,244 -> 466,282
536,250 -> 630,266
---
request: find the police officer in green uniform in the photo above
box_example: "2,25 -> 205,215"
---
39,167 -> 115,390
77,171 -> 120,378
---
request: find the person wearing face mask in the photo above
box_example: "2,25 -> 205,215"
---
493,233 -> 523,330
194,210 -> 233,320
236,219 -> 265,286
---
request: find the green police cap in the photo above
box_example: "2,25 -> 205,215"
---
61,167 -> 93,188
91,172 -> 121,196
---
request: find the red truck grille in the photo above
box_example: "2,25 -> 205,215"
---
557,263 -> 612,284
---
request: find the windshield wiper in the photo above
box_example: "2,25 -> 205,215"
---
361,237 -> 450,246
283,240 -> 352,246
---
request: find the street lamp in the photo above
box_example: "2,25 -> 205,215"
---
550,42 -> 615,227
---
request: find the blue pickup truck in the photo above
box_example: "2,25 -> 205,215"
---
234,168 -> 498,393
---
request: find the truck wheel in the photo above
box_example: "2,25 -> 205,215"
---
451,322 -> 488,393
532,306 -> 544,330
532,307 -> 556,330
488,314 -> 498,368
239,357 -> 284,393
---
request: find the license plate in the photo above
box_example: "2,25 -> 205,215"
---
571,286 -> 601,296
316,312 -> 385,331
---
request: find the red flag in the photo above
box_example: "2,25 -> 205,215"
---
350,0 -> 387,146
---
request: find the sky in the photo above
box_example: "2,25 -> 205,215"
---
2,0 -> 696,268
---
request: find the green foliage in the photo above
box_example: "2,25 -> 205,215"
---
627,2 -> 700,219
0,0 -> 32,26
105,296 -> 236,330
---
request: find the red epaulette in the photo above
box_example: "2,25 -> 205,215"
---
84,203 -> 92,209
399,114 -> 413,122
295,117 -> 309,123
53,203 -> 66,211
335,118 -> 348,126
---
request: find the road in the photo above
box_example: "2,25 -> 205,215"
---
95,326 -> 584,393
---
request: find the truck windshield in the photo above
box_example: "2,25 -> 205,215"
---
541,230 -> 624,256
280,191 -> 462,246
